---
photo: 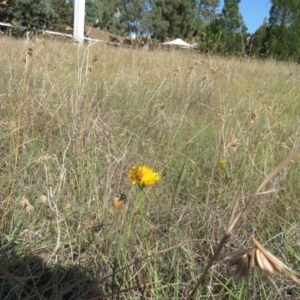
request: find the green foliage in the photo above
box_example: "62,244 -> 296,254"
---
201,0 -> 247,55
220,0 -> 247,55
123,0 -> 149,35
269,0 -> 299,27
147,0 -> 203,42
251,18 -> 268,58
84,0 -> 129,35
265,0 -> 300,60
197,0 -> 220,22
85,0 -> 99,26
0,0 -> 56,29
200,18 -> 225,54
142,2 -> 169,40
51,0 -> 73,31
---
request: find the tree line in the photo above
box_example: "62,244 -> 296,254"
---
0,0 -> 299,61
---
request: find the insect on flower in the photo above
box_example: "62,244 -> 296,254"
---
128,165 -> 161,187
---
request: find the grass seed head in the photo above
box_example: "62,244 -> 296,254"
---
27,48 -> 33,57
173,66 -> 181,72
226,248 -> 253,279
194,59 -> 205,65
227,135 -> 239,148
227,237 -> 300,285
186,67 -> 193,76
202,74 -> 209,81
254,249 -> 275,277
251,111 -> 258,120
92,55 -> 98,63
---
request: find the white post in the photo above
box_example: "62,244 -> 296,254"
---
73,0 -> 85,44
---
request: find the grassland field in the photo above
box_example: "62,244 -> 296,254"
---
1,37 -> 300,299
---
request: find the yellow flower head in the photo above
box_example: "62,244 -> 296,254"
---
128,165 -> 161,187
220,159 -> 227,166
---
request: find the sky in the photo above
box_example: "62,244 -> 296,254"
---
219,0 -> 272,34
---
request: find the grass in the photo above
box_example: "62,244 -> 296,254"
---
1,36 -> 300,299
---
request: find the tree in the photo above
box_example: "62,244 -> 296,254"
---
140,3 -> 167,41
12,0 -> 56,28
51,0 -> 73,31
221,0 -> 247,52
146,0 -> 202,42
200,17 -> 223,54
197,0 -> 220,22
203,0 -> 247,55
83,0 -> 129,36
85,0 -> 100,27
251,18 -> 268,58
266,0 -> 300,60
123,0 -> 150,36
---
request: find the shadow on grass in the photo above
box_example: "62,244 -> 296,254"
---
0,240 -> 105,300
0,237 -> 150,300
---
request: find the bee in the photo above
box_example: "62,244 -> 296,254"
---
131,167 -> 142,182
113,193 -> 127,210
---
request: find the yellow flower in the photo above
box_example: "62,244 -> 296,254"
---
246,87 -> 250,92
220,159 -> 227,166
128,165 -> 161,187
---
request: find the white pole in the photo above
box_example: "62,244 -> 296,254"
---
73,0 -> 85,44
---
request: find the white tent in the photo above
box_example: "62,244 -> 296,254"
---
161,38 -> 192,48
192,42 -> 200,49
